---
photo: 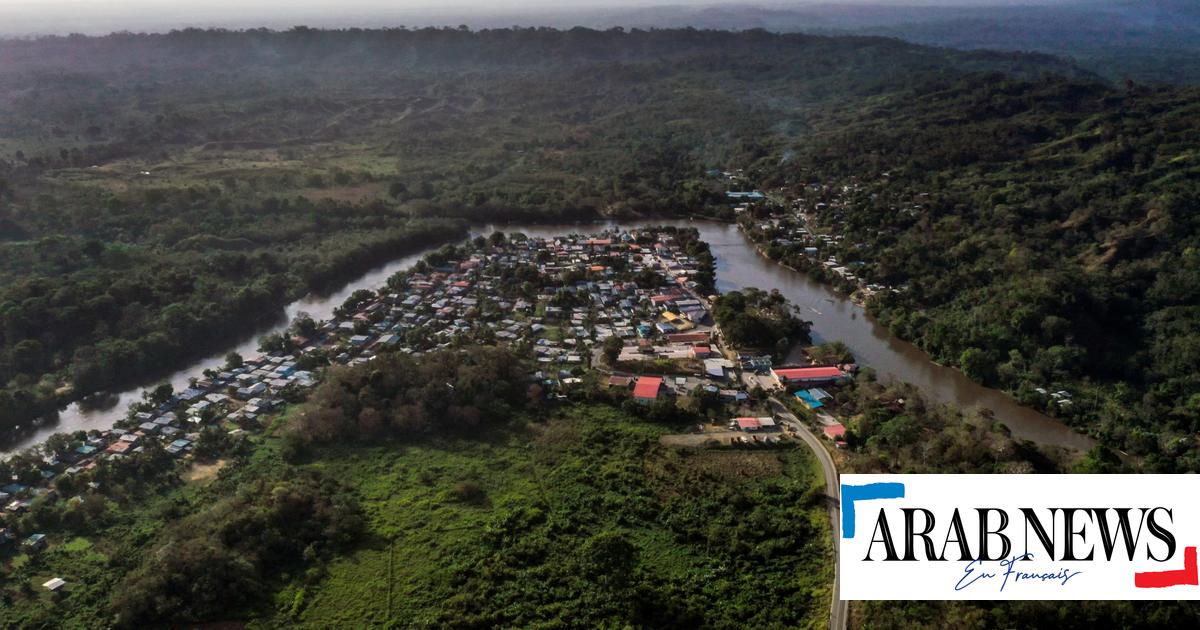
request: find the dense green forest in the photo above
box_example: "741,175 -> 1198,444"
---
750,72 -> 1200,470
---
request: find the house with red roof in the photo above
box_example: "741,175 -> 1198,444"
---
667,332 -> 710,344
822,423 -> 846,440
633,376 -> 664,402
773,366 -> 847,388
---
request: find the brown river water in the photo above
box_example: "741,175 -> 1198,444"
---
3,219 -> 1094,454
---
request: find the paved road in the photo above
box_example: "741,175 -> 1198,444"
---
769,397 -> 848,630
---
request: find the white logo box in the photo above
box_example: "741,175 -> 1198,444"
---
840,474 -> 1200,600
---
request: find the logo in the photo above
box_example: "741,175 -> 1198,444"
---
840,474 -> 1200,600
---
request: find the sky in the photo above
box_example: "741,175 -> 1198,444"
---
0,0 -> 1087,37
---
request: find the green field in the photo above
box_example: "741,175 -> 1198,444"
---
270,405 -> 832,628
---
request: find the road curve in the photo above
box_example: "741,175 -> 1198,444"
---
769,397 -> 848,630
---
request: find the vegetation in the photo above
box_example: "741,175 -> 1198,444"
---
279,405 -> 831,629
0,348 -> 832,629
110,469 -> 364,627
285,346 -> 530,449
755,72 -> 1200,470
835,373 -> 1057,475
0,433 -> 364,629
712,288 -> 810,356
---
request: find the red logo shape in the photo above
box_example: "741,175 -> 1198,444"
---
1135,546 -> 1199,588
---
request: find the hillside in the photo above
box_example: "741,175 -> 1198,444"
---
0,27 -> 1092,439
753,72 -> 1200,470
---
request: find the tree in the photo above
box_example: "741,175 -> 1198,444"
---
959,348 -> 996,384
194,426 -> 232,459
602,335 -> 624,365
224,352 -> 244,370
145,383 -> 174,406
292,313 -> 318,338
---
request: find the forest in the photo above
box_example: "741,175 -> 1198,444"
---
751,72 -> 1200,471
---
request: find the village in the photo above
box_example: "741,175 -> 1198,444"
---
733,178 -> 1077,411
732,178 -> 905,303
0,226 -> 860,582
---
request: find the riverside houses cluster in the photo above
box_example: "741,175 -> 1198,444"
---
0,229 -> 712,551
2,227 -> 857,563
736,179 -> 905,301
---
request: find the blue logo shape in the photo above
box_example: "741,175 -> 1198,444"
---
842,482 -> 905,538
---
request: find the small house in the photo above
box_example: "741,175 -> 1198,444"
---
822,424 -> 846,441
633,376 -> 665,402
23,533 -> 47,552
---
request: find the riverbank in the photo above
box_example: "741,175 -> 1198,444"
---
736,220 -> 1097,453
2,222 -> 468,454
751,241 -> 870,308
5,218 -> 1094,456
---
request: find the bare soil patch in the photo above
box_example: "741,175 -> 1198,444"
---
184,459 -> 229,483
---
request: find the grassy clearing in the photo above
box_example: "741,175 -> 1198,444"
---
252,405 -> 831,629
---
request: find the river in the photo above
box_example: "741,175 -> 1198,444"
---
3,248 -> 434,454
2,219 -> 1094,455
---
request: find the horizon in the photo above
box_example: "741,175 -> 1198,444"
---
0,0 -> 1097,37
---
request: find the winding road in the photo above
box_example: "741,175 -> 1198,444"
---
769,397 -> 848,630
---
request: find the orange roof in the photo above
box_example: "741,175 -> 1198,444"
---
775,367 -> 844,381
633,376 -> 663,400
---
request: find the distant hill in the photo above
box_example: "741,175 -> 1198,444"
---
592,1 -> 1200,84
329,0 -> 1200,85
1,1 -> 1196,84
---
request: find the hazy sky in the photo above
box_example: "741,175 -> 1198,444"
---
0,0 -> 1086,37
